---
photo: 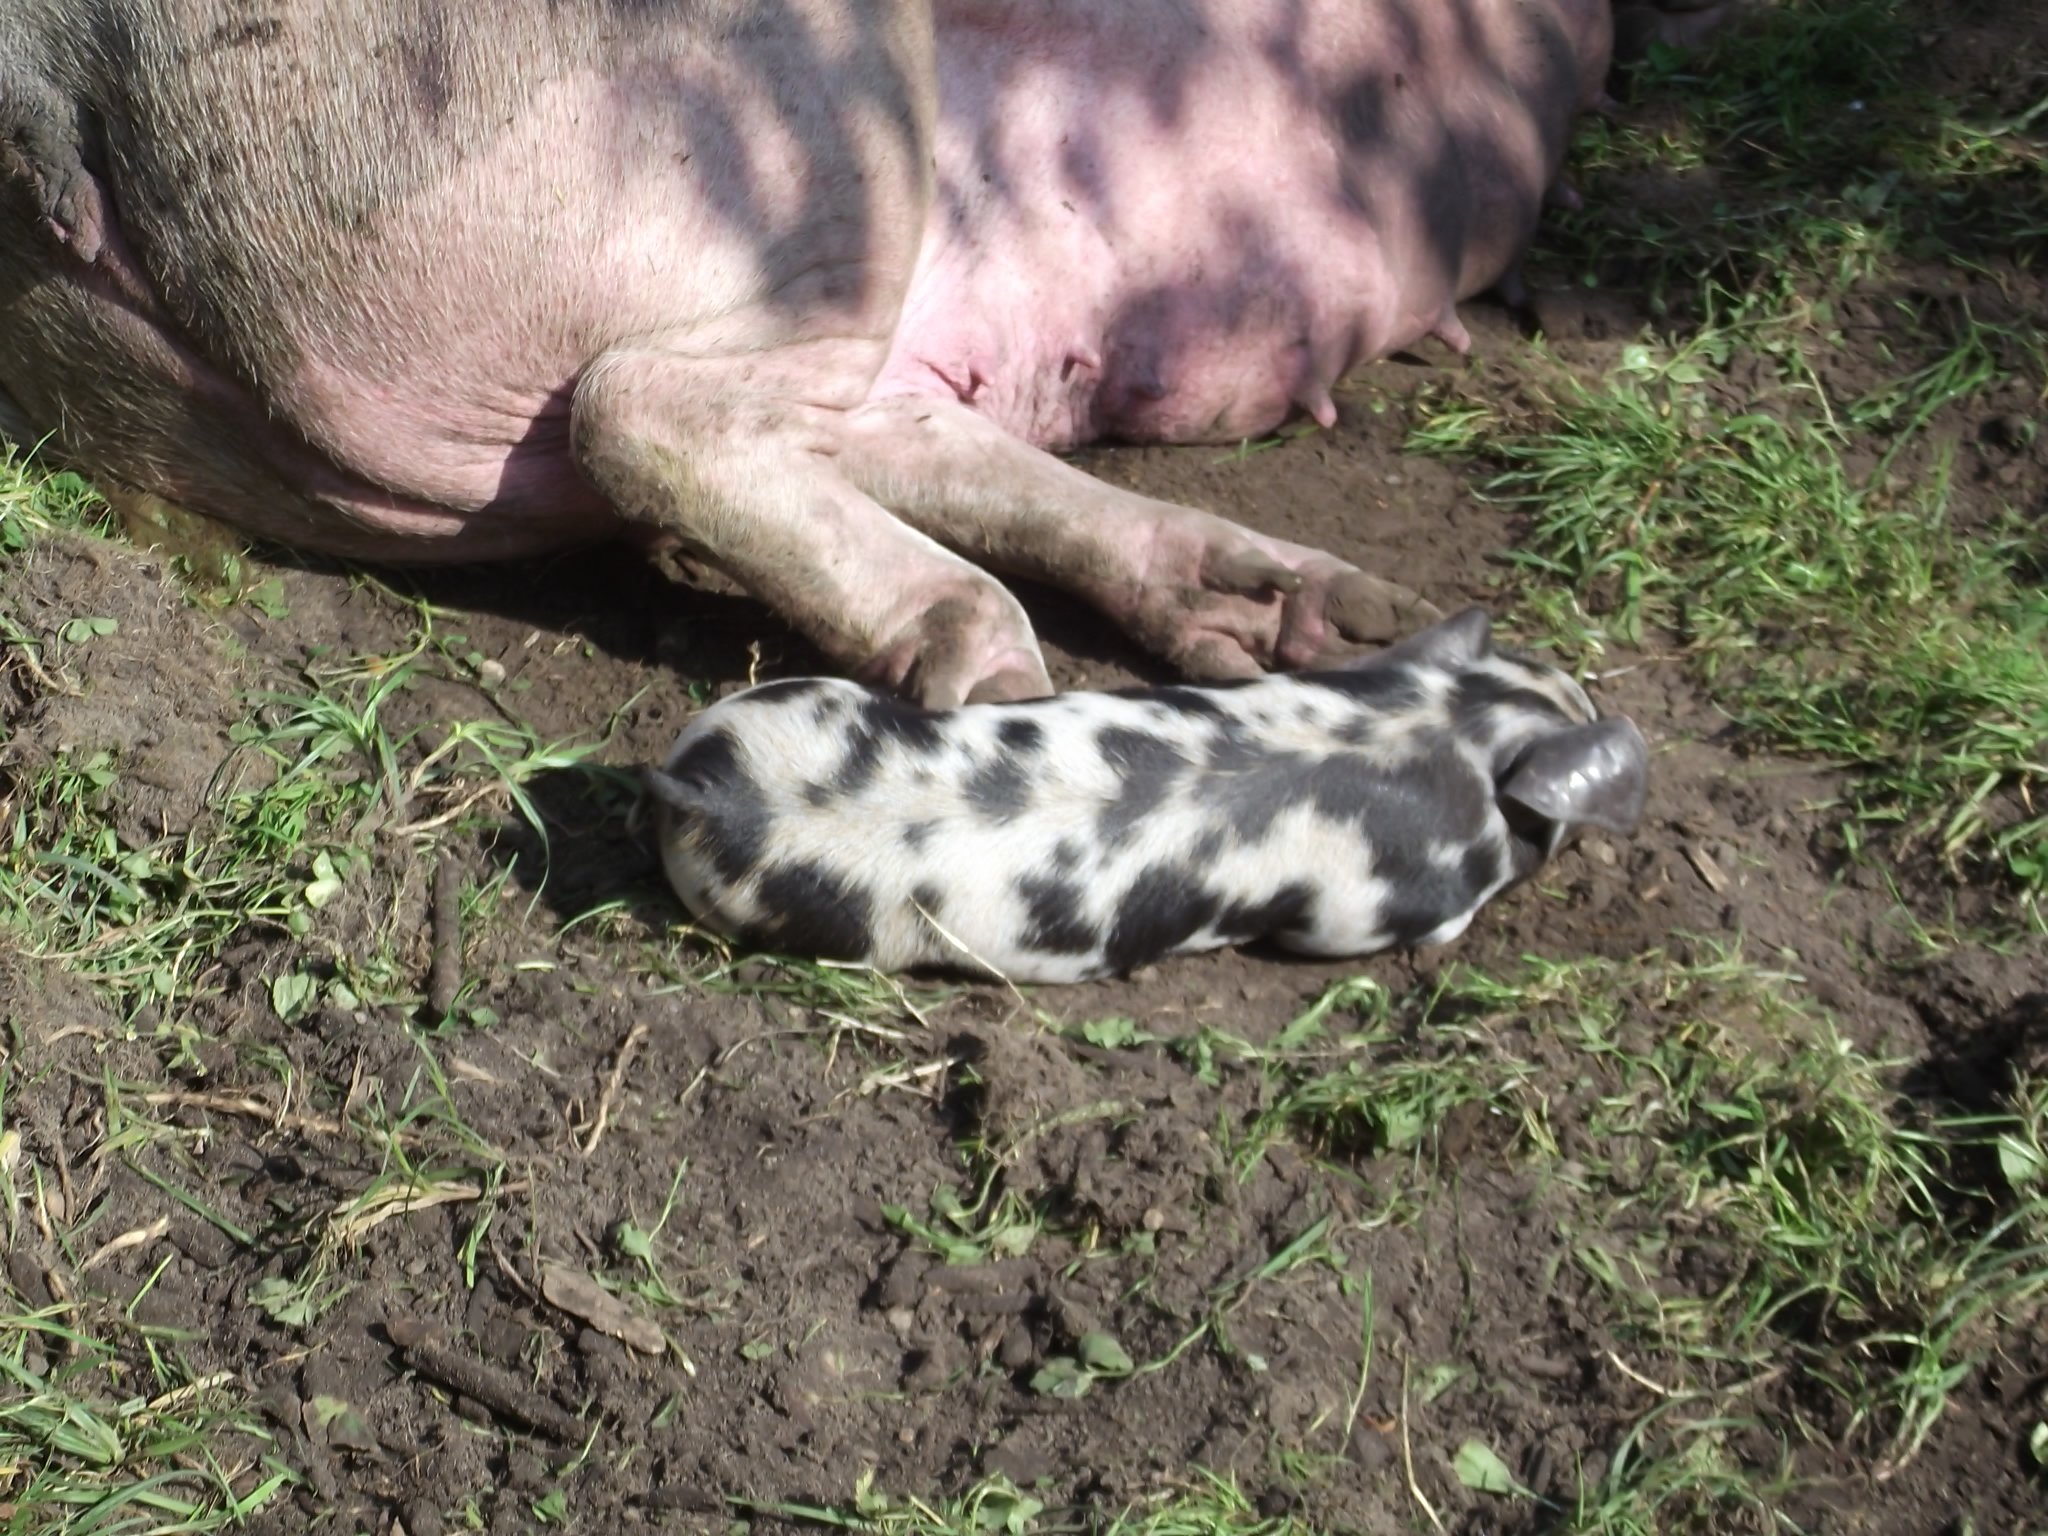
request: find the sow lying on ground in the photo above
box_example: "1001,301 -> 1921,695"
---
2,0 -> 1620,705
648,609 -> 1650,982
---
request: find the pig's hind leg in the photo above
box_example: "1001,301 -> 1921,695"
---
837,396 -> 1438,677
573,347 -> 1052,707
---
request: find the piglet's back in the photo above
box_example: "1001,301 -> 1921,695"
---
648,610 -> 1649,981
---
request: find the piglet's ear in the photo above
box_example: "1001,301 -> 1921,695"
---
1500,717 -> 1649,834
1339,606 -> 1493,671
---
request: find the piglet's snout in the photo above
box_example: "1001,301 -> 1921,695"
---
648,607 -> 1648,983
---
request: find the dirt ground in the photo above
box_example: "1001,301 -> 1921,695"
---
4,8 -> 2047,1536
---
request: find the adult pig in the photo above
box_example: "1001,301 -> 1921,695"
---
0,0 -> 1611,705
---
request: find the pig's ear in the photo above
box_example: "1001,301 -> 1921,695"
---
1338,606 -> 1493,671
1500,717 -> 1649,834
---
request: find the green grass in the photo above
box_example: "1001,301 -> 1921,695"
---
0,1308 -> 291,1534
0,1060 -> 296,1533
759,1467 -> 1317,1536
0,448 -> 603,1531
1209,951 -> 2048,1526
1414,0 -> 2048,908
0,501 -> 611,1029
1550,0 -> 2047,305
1411,311 -> 2048,904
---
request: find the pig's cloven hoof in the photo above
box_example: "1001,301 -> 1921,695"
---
1117,515 -> 1440,679
857,584 -> 1053,709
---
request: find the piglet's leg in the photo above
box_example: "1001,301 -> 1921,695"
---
574,347 -> 1049,706
838,396 -> 1437,677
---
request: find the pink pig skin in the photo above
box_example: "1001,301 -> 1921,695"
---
0,0 -> 1609,704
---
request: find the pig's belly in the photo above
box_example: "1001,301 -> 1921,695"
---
876,0 -> 1561,448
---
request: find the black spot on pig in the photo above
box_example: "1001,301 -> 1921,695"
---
911,883 -> 944,918
1450,672 -> 1564,730
1309,748 -> 1485,842
965,755 -> 1032,822
206,17 -> 286,50
1104,864 -> 1220,974
1148,686 -> 1228,717
1303,664 -> 1428,713
903,820 -> 935,853
1018,875 -> 1099,955
397,7 -> 455,122
1460,840 -> 1506,896
1098,727 -> 1185,845
752,861 -> 874,962
1333,74 -> 1388,149
832,726 -> 886,794
1374,835 -> 1501,948
1051,839 -> 1082,874
1215,881 -> 1316,942
664,732 -> 768,883
745,679 -> 828,707
834,696 -> 946,794
1205,746 -> 1313,843
1204,721 -> 1265,773
863,697 -> 947,755
997,718 -> 1045,753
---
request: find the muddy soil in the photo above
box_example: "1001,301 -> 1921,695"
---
5,12 -> 2048,1536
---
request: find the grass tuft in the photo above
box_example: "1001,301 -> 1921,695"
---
0,1301 -> 291,1533
1555,0 -> 2046,302
758,1467 -> 1315,1536
1231,949 -> 2048,1520
1412,313 -> 2048,900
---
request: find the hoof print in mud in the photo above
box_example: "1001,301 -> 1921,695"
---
648,607 -> 1650,980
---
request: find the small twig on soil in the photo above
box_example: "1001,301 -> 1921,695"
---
428,854 -> 464,1020
1341,1272 -> 1376,1448
386,1316 -> 587,1442
80,1215 -> 169,1272
675,1064 -> 711,1110
342,1049 -> 368,1120
330,1177 -> 529,1242
30,1178 -> 54,1244
147,1371 -> 237,1412
49,1124 -> 76,1227
489,1234 -> 542,1304
3,631 -> 81,698
389,782 -> 507,839
578,1020 -> 650,1156
141,1090 -> 394,1146
1604,1350 -> 1679,1398
1399,1353 -> 1445,1534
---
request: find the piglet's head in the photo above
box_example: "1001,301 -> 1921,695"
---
1344,606 -> 1650,841
1498,716 -> 1650,836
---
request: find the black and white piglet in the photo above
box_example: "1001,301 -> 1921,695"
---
646,608 -> 1648,983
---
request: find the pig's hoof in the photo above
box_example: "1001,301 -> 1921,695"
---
1124,524 -> 1440,679
858,588 -> 1052,708
1322,569 -> 1444,648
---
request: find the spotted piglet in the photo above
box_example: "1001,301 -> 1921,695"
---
646,609 -> 1648,983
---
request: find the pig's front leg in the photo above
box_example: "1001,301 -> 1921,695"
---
574,348 -> 1050,706
840,397 -> 1438,677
